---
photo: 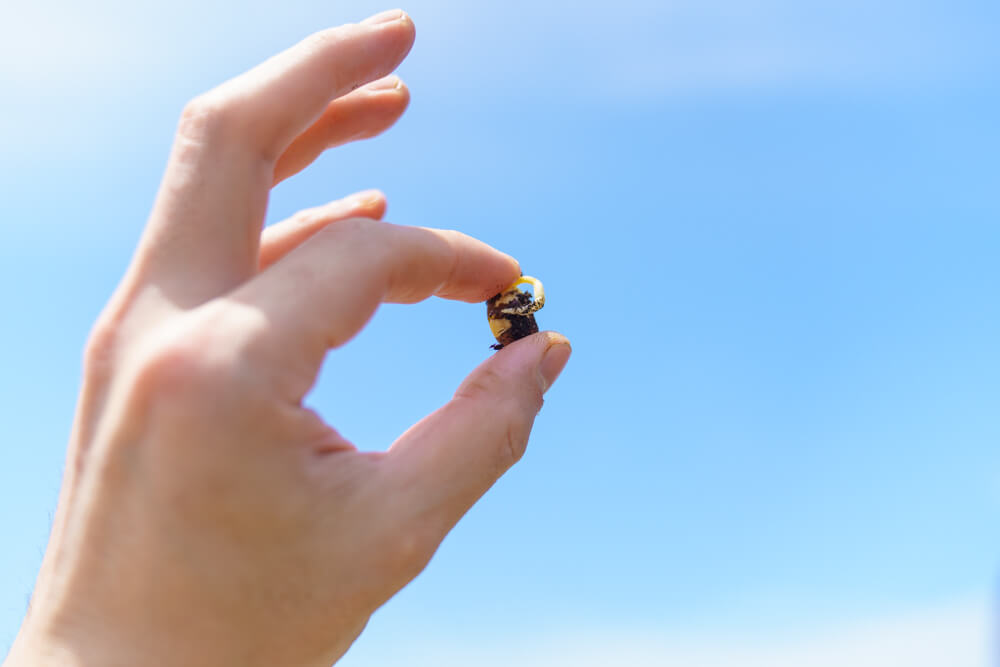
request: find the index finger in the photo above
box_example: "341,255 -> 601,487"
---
231,220 -> 520,401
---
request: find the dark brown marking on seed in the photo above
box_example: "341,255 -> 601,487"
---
487,289 -> 540,350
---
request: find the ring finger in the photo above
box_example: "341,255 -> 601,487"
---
273,75 -> 410,185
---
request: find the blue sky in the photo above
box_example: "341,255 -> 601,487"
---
1,0 -> 999,664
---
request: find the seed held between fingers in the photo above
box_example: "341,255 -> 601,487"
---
486,276 -> 545,351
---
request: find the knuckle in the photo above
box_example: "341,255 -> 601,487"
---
81,297 -> 137,384
303,26 -> 347,52
130,324 -> 218,407
437,231 -> 461,293
128,304 -> 260,413
455,369 -> 540,474
177,92 -> 240,148
454,367 -> 507,402
82,314 -> 121,380
291,205 -> 324,229
323,215 -> 377,238
300,25 -> 361,82
497,399 -> 534,472
317,217 -> 386,261
385,525 -> 437,583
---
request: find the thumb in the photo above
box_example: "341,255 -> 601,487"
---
384,331 -> 571,538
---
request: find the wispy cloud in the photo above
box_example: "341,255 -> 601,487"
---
0,2 -> 144,89
2,0 -> 994,98
365,596 -> 992,667
585,0 -> 997,96
440,0 -> 998,97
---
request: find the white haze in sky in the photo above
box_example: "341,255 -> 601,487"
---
1,0 -> 993,94
349,595 -> 991,667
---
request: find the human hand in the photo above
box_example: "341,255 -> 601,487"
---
6,10 -> 571,667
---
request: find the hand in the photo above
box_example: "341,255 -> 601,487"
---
6,10 -> 571,667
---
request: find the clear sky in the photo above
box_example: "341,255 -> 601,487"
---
1,0 -> 998,664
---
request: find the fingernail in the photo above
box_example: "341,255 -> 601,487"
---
367,75 -> 402,91
363,9 -> 405,25
353,190 -> 384,207
538,341 -> 571,393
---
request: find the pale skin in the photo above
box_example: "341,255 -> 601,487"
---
4,9 -> 571,667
